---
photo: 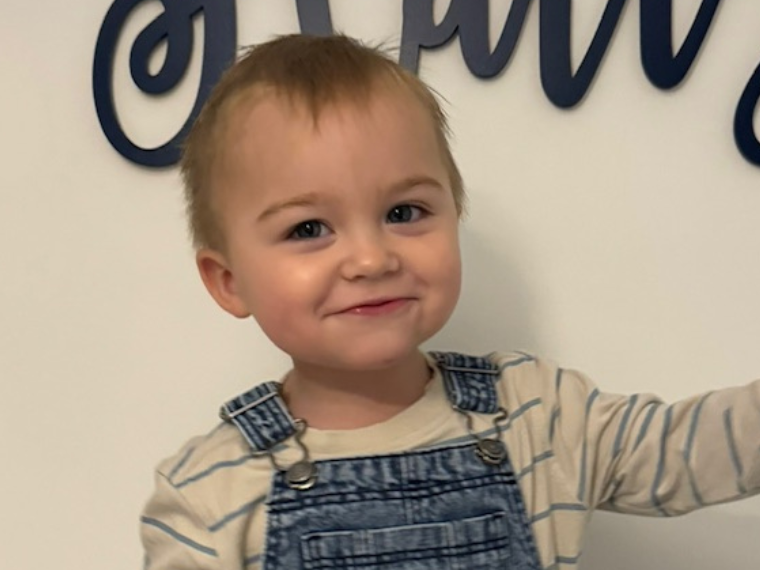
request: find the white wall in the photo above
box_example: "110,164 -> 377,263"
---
2,1 -> 759,568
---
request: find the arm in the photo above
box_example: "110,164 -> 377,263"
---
550,368 -> 760,516
141,472 -> 220,570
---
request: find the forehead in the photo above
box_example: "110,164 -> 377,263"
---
215,85 -> 445,194
221,80 -> 434,143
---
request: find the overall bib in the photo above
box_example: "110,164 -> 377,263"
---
221,352 -> 543,569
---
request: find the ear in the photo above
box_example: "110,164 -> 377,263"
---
195,249 -> 251,319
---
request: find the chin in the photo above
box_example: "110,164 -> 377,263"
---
338,339 -> 427,371
286,342 -> 418,373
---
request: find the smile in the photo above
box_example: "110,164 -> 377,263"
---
338,298 -> 414,316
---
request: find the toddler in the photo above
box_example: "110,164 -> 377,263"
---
140,34 -> 760,569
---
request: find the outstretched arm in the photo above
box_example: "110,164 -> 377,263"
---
549,368 -> 760,516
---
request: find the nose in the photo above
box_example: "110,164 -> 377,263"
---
340,232 -> 401,280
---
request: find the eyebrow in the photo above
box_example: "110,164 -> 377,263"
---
257,175 -> 444,222
257,192 -> 321,222
388,175 -> 445,196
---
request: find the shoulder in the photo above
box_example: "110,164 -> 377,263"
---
154,421 -> 253,488
142,413 -> 274,562
486,351 -> 605,443
487,350 -> 561,396
153,380 -> 281,491
147,412 -> 275,535
486,350 -> 597,403
427,349 -> 561,396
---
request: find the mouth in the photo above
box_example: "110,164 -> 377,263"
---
337,297 -> 415,316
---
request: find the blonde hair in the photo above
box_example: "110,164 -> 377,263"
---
181,34 -> 465,250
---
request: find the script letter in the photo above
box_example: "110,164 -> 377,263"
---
295,0 -> 334,36
400,0 -> 531,77
640,0 -> 722,89
539,0 -> 627,108
93,0 -> 236,167
735,63 -> 760,167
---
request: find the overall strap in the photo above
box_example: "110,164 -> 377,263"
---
221,353 -> 503,452
219,381 -> 297,453
429,352 -> 501,414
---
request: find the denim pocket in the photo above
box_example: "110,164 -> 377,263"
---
299,511 -> 511,569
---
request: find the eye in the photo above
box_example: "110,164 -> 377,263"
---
386,204 -> 425,224
288,220 -> 330,240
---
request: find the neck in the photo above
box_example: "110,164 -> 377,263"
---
281,350 -> 431,430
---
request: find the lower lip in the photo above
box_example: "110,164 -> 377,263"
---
342,299 -> 412,316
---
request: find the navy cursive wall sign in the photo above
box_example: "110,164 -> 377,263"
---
93,0 -> 760,168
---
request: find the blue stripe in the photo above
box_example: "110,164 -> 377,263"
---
555,368 -> 563,392
505,398 -> 543,430
576,389 -> 599,503
612,394 -> 638,458
605,478 -> 624,510
530,502 -> 587,523
515,450 -> 554,480
168,423 -> 227,485
544,554 -> 582,568
723,408 -> 747,494
549,369 -> 563,443
556,555 -> 581,563
684,395 -> 709,462
650,405 -> 673,516
549,407 -> 561,443
168,446 -> 196,482
633,402 -> 661,451
208,496 -> 266,532
498,354 -> 535,372
684,393 -> 710,507
685,464 -> 704,508
175,454 -> 254,489
245,553 -> 263,566
140,517 -> 217,557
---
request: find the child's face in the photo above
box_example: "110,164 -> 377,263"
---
197,88 -> 461,372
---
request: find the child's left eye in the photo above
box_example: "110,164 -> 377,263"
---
386,204 -> 425,224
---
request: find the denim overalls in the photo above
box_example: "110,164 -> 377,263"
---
220,352 -> 542,569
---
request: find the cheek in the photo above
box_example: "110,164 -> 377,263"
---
440,235 -> 462,305
247,275 -> 310,351
430,229 -> 461,279
246,257 -> 328,318
439,253 -> 462,306
416,233 -> 461,303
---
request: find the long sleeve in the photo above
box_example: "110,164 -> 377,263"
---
549,368 -> 760,516
140,471 -> 221,570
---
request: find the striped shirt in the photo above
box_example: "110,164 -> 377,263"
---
140,352 -> 760,569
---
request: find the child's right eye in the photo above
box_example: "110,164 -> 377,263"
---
287,220 -> 330,240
